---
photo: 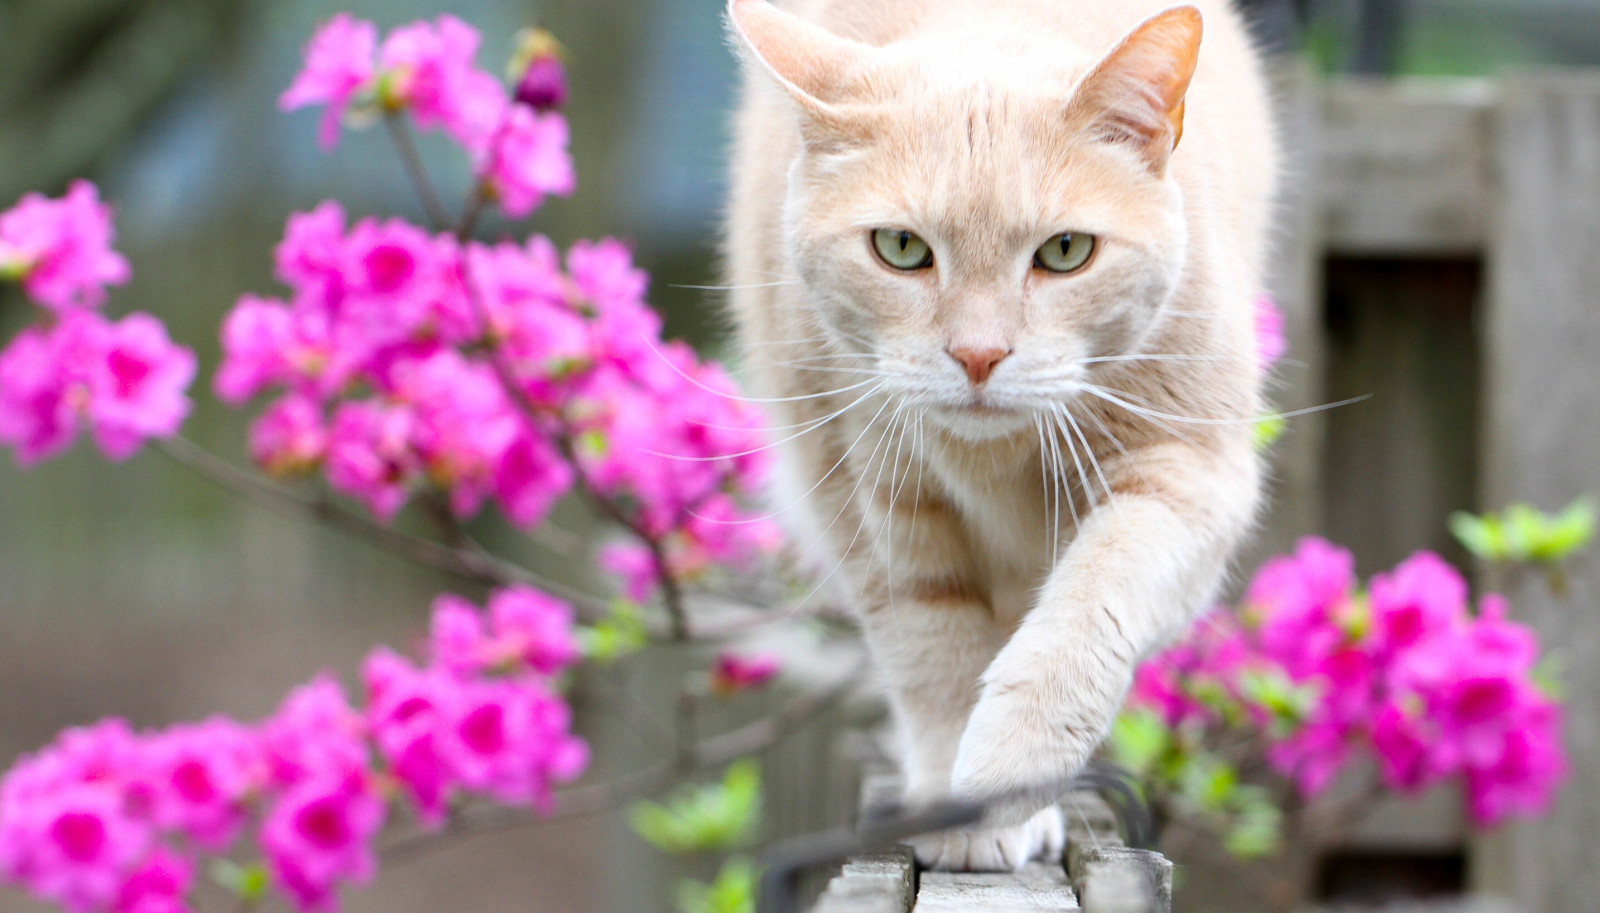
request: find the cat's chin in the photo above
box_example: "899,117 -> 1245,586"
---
927,404 -> 1033,442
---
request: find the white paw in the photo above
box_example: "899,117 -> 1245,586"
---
908,805 -> 1065,872
950,635 -> 1134,823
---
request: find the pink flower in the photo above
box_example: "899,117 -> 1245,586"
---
259,676 -> 368,790
427,594 -> 488,674
260,776 -> 384,913
378,16 -> 506,155
0,323 -> 79,464
710,652 -> 781,696
280,14 -> 379,149
1465,704 -> 1566,825
251,394 -> 328,476
486,586 -> 580,676
0,311 -> 194,465
1253,292 -> 1286,373
20,785 -> 151,913
142,719 -> 260,852
275,202 -> 348,292
515,56 -> 568,113
479,107 -> 575,218
86,313 -> 196,461
494,430 -> 573,528
436,680 -> 587,809
599,542 -> 660,604
114,848 -> 194,913
325,400 -> 416,521
1368,552 -> 1468,653
216,296 -> 296,404
0,181 -> 130,312
1267,719 -> 1352,797
363,649 -> 452,825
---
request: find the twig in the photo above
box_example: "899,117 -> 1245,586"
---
153,435 -> 608,617
456,182 -> 491,240
383,112 -> 455,231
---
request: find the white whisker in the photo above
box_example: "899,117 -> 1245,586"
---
648,381 -> 886,463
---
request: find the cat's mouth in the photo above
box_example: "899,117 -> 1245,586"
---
927,398 -> 1033,439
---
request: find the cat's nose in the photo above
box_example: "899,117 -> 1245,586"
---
947,346 -> 1010,385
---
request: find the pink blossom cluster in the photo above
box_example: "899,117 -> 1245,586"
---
0,587 -> 586,913
1129,538 -> 1567,826
0,183 -> 195,466
280,14 -> 573,218
1253,292 -> 1286,374
218,202 -> 777,596
708,651 -> 781,697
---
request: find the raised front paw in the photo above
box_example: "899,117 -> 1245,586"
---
950,640 -> 1132,824
908,805 -> 1066,872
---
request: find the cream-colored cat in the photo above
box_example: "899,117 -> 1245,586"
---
723,0 -> 1275,870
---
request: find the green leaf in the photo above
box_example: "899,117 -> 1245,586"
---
580,600 -> 647,663
1108,710 -> 1171,778
1223,786 -> 1283,859
210,860 -> 268,902
675,857 -> 759,913
1450,497 -> 1595,564
1252,415 -> 1287,452
1176,754 -> 1239,813
1449,510 -> 1502,560
1237,668 -> 1314,727
630,760 -> 763,855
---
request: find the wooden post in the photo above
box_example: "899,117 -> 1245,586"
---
1474,72 -> 1600,912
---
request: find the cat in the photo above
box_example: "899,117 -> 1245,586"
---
722,0 -> 1276,871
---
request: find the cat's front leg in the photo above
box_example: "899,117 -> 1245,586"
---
951,441 -> 1260,826
856,592 -> 1068,872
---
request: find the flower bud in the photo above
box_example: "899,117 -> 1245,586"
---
509,28 -> 568,112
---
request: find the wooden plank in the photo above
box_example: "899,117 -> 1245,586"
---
917,863 -> 1081,912
813,847 -> 916,913
1318,78 -> 1496,255
1247,61 -> 1327,570
1472,72 -> 1600,913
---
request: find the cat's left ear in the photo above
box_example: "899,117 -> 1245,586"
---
1069,5 -> 1203,175
727,0 -> 879,145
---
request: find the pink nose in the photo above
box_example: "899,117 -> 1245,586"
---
947,346 -> 1010,386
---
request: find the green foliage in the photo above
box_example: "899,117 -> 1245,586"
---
1173,755 -> 1283,860
210,860 -> 268,902
579,600 -> 648,662
1449,497 -> 1595,564
1108,710 -> 1171,779
1237,668 -> 1317,736
1252,414 -> 1287,452
675,857 -> 759,913
630,760 -> 762,855
1222,785 -> 1283,860
1109,710 -> 1285,861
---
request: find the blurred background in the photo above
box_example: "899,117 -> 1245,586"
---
2,1 -> 1599,911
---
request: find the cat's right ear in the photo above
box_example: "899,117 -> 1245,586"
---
1069,5 -> 1204,175
727,0 -> 877,145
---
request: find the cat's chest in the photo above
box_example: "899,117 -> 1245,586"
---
931,455 -> 1069,626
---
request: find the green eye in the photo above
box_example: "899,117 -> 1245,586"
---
1034,233 -> 1097,273
872,229 -> 933,270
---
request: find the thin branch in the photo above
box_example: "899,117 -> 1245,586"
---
378,655 -> 868,865
383,112 -> 455,231
153,435 -> 608,617
456,182 -> 491,240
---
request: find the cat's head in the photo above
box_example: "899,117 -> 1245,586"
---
730,0 -> 1202,440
